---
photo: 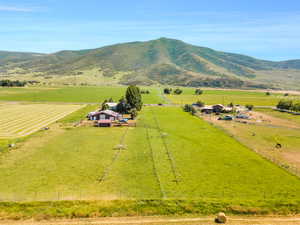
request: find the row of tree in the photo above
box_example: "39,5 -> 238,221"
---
277,100 -> 300,112
0,80 -> 27,87
163,88 -> 183,95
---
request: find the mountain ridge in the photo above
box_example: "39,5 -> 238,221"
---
1,38 -> 300,89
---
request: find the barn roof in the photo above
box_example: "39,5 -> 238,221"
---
90,109 -> 119,116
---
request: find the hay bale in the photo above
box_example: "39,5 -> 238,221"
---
276,143 -> 282,149
113,144 -> 127,150
8,143 -> 15,148
215,212 -> 227,223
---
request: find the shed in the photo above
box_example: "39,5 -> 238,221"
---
212,104 -> 225,113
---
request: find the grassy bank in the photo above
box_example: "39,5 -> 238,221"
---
1,199 -> 300,220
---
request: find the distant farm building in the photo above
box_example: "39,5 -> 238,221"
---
200,104 -> 233,114
201,106 -> 213,114
87,110 -> 122,121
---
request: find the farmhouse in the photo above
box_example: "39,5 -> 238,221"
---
200,104 -> 233,114
87,110 -> 122,121
201,106 -> 213,114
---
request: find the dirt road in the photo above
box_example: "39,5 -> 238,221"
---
1,216 -> 300,225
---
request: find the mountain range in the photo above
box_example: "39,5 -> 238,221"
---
1,38 -> 300,89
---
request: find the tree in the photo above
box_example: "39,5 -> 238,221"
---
130,108 -> 138,119
195,100 -> 204,107
116,97 -> 128,114
174,88 -> 183,95
183,104 -> 196,115
108,97 -> 114,102
183,104 -> 192,112
164,88 -> 172,94
266,92 -> 271,96
101,99 -> 109,110
291,102 -> 300,112
125,85 -> 143,111
195,89 -> 203,95
228,102 -> 234,108
245,104 -> 254,111
284,93 -> 289,96
277,100 -> 293,110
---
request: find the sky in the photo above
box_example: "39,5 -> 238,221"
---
0,0 -> 300,61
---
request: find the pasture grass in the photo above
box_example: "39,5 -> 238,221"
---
0,107 -> 299,203
166,88 -> 299,106
207,116 -> 300,171
0,86 -> 164,104
59,104 -> 98,123
255,108 -> 300,124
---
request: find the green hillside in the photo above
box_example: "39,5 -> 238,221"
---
1,38 -> 300,89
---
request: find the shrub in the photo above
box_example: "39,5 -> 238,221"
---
164,88 -> 172,94
174,88 -> 183,95
245,104 -> 254,111
195,89 -> 203,95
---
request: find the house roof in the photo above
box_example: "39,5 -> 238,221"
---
202,106 -> 213,110
106,102 -> 117,107
90,109 -> 120,117
213,104 -> 224,108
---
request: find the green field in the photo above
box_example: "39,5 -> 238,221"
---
0,86 -> 164,104
1,107 -> 299,204
166,88 -> 299,106
256,108 -> 300,124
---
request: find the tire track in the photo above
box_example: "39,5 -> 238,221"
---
98,127 -> 129,183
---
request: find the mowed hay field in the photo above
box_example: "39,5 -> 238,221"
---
0,86 -> 164,104
0,106 -> 299,204
166,88 -> 300,106
0,103 -> 83,138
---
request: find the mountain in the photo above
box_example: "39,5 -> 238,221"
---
0,51 -> 45,65
1,38 -> 300,89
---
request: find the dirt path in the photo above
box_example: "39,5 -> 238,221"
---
2,216 -> 300,225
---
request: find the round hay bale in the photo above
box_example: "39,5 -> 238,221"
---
275,143 -> 282,149
215,212 -> 227,223
8,143 -> 15,148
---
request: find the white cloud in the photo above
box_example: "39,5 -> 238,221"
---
0,5 -> 37,12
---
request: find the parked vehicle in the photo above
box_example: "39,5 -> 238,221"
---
218,115 -> 233,121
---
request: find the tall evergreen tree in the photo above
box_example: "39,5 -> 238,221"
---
125,85 -> 143,111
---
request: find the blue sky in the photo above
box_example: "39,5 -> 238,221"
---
0,0 -> 300,60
